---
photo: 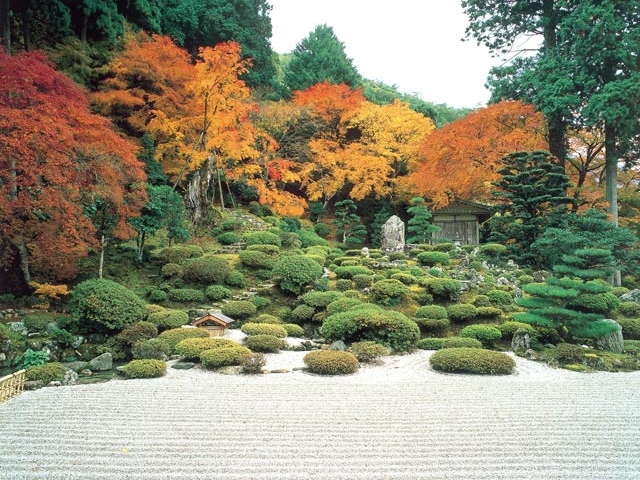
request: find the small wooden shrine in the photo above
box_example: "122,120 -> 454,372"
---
192,311 -> 236,337
431,198 -> 494,245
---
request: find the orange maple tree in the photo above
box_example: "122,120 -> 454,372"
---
406,100 -> 548,207
0,49 -> 146,286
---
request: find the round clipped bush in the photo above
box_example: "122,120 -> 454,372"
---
479,243 -> 507,257
158,327 -> 210,352
22,313 -> 53,333
243,231 -> 282,247
245,334 -> 284,353
417,251 -> 451,267
553,343 -> 586,364
131,338 -> 170,360
335,279 -> 353,291
183,256 -> 231,285
282,323 -> 305,337
300,291 -> 343,308
352,274 -> 374,289
224,271 -> 245,288
272,255 -> 324,295
487,289 -> 514,307
69,279 -> 147,332
254,313 -> 281,324
240,322 -> 287,338
200,346 -> 252,369
442,336 -> 483,349
421,278 -> 461,301
117,322 -> 158,345
303,350 -> 360,375
390,273 -> 416,285
415,305 -> 448,320
291,304 -> 316,322
247,244 -> 281,255
147,309 -> 189,330
348,341 -> 388,362
217,231 -> 240,245
476,306 -> 503,319
415,317 -> 450,333
334,266 -> 374,280
161,263 -> 183,279
617,317 -> 640,340
239,249 -> 278,269
370,279 -> 411,306
167,288 -> 205,303
120,359 -> 166,378
569,293 -> 620,313
175,337 -> 239,360
326,297 -> 362,316
26,362 -> 67,384
459,324 -> 502,347
417,338 -> 446,350
221,300 -> 257,319
447,304 -> 478,322
617,301 -> 640,318
430,348 -> 515,374
205,285 -> 231,301
497,321 -> 537,340
159,246 -> 193,264
147,288 -> 167,303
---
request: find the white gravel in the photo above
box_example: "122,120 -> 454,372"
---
1,343 -> 639,480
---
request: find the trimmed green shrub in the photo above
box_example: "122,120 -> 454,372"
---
487,289 -> 514,307
497,321 -> 537,340
415,305 -> 448,320
334,266 -> 374,279
217,232 -> 240,245
297,228 -> 330,247
70,279 -> 147,332
417,338 -> 446,350
326,298 -> 363,316
175,337 -> 239,360
335,279 -> 353,291
131,338 -> 170,360
147,288 -> 167,303
472,295 -> 491,307
303,350 -> 360,375
245,334 -> 284,353
243,231 -> 282,247
617,317 -> 640,340
147,309 -> 189,330
26,362 -> 67,384
432,242 -> 455,252
159,246 -> 193,264
117,322 -> 158,345
421,278 -> 461,301
479,243 -> 507,257
348,341 -> 388,362
246,244 -> 280,256
205,285 -> 232,301
414,317 -> 450,333
442,337 -> 483,349
390,273 -> 416,285
22,313 -> 53,333
282,323 -> 305,337
183,256 -> 231,285
370,279 -> 410,306
272,255 -> 324,295
120,359 -> 166,379
200,346 -> 252,368
314,222 -> 331,238
459,324 -> 502,347
254,313 -> 281,324
417,251 -> 451,266
300,291 -> 343,308
167,288 -> 205,303
352,274 -> 374,289
447,304 -> 478,322
321,305 -> 420,352
221,300 -> 257,319
430,348 -> 515,374
239,250 -> 278,269
161,263 -> 183,279
569,293 -> 620,313
224,271 -> 245,288
291,304 -> 316,322
553,343 -> 586,364
617,302 -> 640,318
476,306 -> 503,319
240,322 -> 288,338
241,353 -> 267,374
158,327 -> 210,352
624,340 -> 640,356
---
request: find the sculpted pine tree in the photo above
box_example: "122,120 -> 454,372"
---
406,198 -> 439,244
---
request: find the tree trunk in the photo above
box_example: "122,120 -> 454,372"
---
136,231 -> 146,262
20,7 -> 29,51
11,237 -> 30,285
81,13 -> 87,45
98,234 -> 105,279
604,120 -> 621,286
0,0 -> 10,55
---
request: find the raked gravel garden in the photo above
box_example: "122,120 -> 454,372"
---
1,341 -> 639,480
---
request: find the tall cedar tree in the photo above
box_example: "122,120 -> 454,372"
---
488,151 -> 573,266
0,49 -> 146,289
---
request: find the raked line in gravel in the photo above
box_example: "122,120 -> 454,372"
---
1,350 -> 639,480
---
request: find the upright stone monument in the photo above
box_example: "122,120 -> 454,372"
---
380,215 -> 405,252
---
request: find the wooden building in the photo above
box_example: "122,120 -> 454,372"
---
192,312 -> 236,337
431,199 -> 494,245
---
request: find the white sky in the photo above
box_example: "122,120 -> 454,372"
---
269,0 -> 500,108
267,0 -> 503,109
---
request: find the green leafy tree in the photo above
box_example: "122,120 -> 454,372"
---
284,24 -> 362,93
488,151 -> 574,265
406,197 -> 439,244
138,134 -> 167,186
130,185 -> 188,261
515,248 -> 620,341
332,199 -> 367,247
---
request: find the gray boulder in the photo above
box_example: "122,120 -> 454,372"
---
88,352 -> 113,372
620,289 -> 640,303
62,369 -> 78,386
329,340 -> 346,351
511,328 -> 531,355
380,215 -> 405,252
595,320 -> 624,353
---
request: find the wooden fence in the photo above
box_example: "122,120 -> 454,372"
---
0,369 -> 26,403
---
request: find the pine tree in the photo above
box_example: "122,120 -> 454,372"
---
515,248 -> 621,341
406,197 -> 439,244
